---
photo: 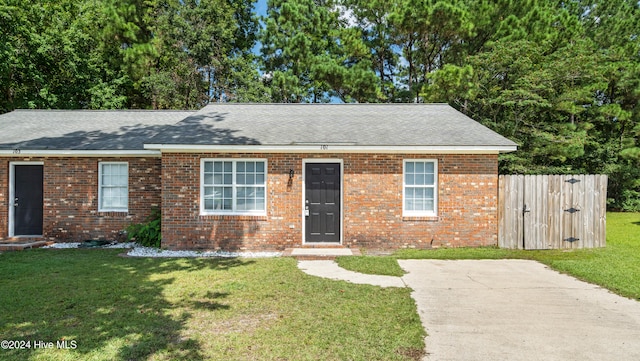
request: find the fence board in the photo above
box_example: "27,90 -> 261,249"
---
547,175 -> 562,249
597,175 -> 607,247
499,174 -> 606,249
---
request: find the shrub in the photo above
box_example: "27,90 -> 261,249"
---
127,208 -> 161,248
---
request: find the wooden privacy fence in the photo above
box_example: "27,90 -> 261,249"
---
498,174 -> 607,249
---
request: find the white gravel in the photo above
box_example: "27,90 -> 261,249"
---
43,242 -> 281,258
43,242 -> 82,249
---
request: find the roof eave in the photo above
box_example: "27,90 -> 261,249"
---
143,144 -> 517,154
0,149 -> 160,157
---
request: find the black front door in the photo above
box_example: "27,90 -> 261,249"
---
13,165 -> 44,236
305,163 -> 341,243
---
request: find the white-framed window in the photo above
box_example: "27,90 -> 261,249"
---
201,159 -> 267,215
99,162 -> 128,212
403,159 -> 437,216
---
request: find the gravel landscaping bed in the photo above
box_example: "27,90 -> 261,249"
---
43,242 -> 281,258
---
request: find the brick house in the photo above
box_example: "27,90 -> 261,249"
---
0,104 -> 516,251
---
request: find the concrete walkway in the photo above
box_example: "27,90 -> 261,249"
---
297,259 -> 640,361
297,260 -> 405,287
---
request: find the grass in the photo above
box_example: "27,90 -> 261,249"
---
0,250 -> 424,361
339,212 -> 640,300
336,256 -> 405,277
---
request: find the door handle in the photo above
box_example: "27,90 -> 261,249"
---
13,197 -> 18,207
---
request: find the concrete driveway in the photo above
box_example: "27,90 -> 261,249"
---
399,260 -> 640,361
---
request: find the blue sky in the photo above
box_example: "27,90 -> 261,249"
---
254,0 -> 267,17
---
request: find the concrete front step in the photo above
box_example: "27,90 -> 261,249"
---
284,247 -> 361,260
0,241 -> 52,251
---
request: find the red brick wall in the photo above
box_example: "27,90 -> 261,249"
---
0,157 -> 161,241
161,153 -> 498,251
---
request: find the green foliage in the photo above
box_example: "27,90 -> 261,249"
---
127,208 -> 161,248
261,0 -> 381,102
0,0 -> 262,111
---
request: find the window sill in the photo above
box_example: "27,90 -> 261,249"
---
200,214 -> 268,221
402,215 -> 439,222
98,210 -> 129,217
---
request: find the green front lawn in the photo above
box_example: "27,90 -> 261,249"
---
0,251 -> 424,361
340,212 -> 640,300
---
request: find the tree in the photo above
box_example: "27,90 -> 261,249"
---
390,0 -> 474,102
261,0 -> 380,102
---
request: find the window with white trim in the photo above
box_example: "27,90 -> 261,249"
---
201,159 -> 267,214
403,160 -> 437,216
99,162 -> 128,212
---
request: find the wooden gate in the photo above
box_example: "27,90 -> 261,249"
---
498,175 -> 607,249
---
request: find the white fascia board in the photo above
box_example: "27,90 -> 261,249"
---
0,149 -> 160,157
144,144 -> 517,154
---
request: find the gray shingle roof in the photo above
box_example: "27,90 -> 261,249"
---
0,110 -> 195,150
0,104 -> 516,151
147,103 -> 516,148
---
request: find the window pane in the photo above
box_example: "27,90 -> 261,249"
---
118,174 -> 128,186
256,174 -> 265,184
256,162 -> 264,172
426,174 -> 434,185
213,162 -> 222,172
425,200 -> 434,211
416,162 -> 425,172
237,162 -> 245,172
204,162 -> 213,173
246,174 -> 255,184
223,162 -> 232,172
223,174 -> 232,184
405,199 -> 414,211
406,188 -> 414,199
425,162 -> 434,173
415,174 -> 425,185
204,187 -> 213,197
213,198 -> 223,209
205,199 -> 214,210
237,174 -> 245,185
204,174 -> 213,185
255,199 -> 265,210
425,188 -> 434,199
236,199 -> 246,210
247,162 -> 254,172
406,162 -> 414,173
405,174 -> 414,185
223,187 -> 232,198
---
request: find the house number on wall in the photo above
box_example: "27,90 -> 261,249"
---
320,145 -> 329,150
